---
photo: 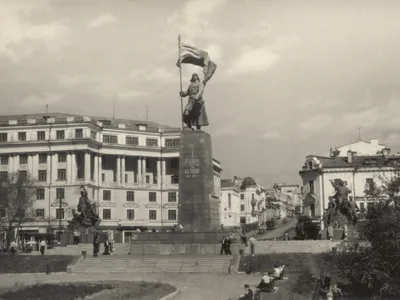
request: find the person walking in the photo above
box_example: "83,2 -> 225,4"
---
249,236 -> 257,256
224,237 -> 232,255
39,239 -> 46,255
93,233 -> 100,257
73,230 -> 80,245
220,236 -> 226,255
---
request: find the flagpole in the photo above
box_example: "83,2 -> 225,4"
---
178,34 -> 184,131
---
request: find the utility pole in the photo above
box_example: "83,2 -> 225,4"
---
356,127 -> 362,141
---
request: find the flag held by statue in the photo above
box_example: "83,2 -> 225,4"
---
177,43 -> 217,84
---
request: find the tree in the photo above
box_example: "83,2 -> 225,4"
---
0,172 -> 38,247
323,173 -> 400,298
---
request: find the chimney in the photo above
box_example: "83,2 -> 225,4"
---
347,150 -> 353,163
382,147 -> 391,157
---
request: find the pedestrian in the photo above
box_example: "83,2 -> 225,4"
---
343,224 -> 348,241
103,238 -> 110,255
93,233 -> 100,257
327,224 -> 334,241
249,236 -> 257,256
73,230 -> 80,245
224,237 -> 232,255
10,240 -> 17,256
220,235 -> 226,255
39,239 -> 46,255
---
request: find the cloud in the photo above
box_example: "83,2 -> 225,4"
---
226,47 -> 280,75
116,90 -> 148,101
21,93 -> 63,107
300,114 -> 333,132
263,131 -> 281,140
58,75 -> 80,87
87,13 -> 117,29
167,0 -> 227,41
0,2 -> 71,62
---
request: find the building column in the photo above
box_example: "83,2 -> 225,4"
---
94,154 -> 99,185
32,154 -> 38,179
161,158 -> 166,188
116,156 -> 121,184
66,152 -> 71,184
70,152 -> 76,183
142,157 -> 146,186
98,155 -> 103,183
84,152 -> 91,182
13,154 -> 19,173
46,153 -> 51,185
8,155 -> 14,174
137,157 -> 142,186
27,154 -> 33,177
121,156 -> 126,185
52,153 -> 58,183
157,158 -> 161,188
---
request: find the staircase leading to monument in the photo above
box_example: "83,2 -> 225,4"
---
245,240 -> 343,254
71,255 -> 232,274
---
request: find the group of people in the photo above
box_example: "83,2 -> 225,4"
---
325,179 -> 359,226
92,233 -> 114,257
8,239 -> 47,255
220,236 -> 232,255
237,263 -> 286,300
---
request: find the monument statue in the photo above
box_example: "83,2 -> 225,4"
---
177,37 -> 217,131
70,186 -> 100,230
179,73 -> 209,130
324,179 -> 359,226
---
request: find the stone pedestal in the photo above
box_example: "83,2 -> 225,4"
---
178,130 -> 220,231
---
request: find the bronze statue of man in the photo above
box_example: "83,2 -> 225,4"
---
179,73 -> 209,130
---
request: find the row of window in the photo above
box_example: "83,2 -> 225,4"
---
0,208 -> 177,221
35,188 -> 177,202
0,131 -> 179,148
307,178 -> 376,194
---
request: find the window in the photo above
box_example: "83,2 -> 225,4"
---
333,178 -> 341,186
149,192 -> 156,202
103,190 -> 111,201
145,175 -> 150,184
56,208 -> 65,219
168,210 -> 177,220
127,209 -> 135,220
18,171 -> 27,180
0,157 -> 8,165
56,188 -> 65,200
165,139 -> 179,148
149,210 -> 157,220
360,202 -> 365,211
125,174 -> 128,183
0,171 -> 8,179
103,135 -> 117,144
366,178 -> 374,191
367,202 -> 374,212
56,130 -> 65,140
126,191 -> 135,201
240,194 -> 244,200
252,194 -> 254,201
19,155 -> 28,165
126,136 -> 139,146
171,175 -> 179,184
308,161 -> 313,169
18,132 -> 26,141
0,208 -> 5,218
75,129 -> 83,138
146,138 -> 158,147
38,170 -> 47,182
308,181 -> 314,194
57,169 -> 66,181
37,131 -> 46,140
0,133 -> 7,142
240,205 -> 245,212
228,193 -> 232,208
39,154 -> 47,164
36,209 -> 45,219
170,158 -> 179,169
310,204 -> 315,217
103,209 -> 111,220
36,188 -> 45,200
101,173 -> 105,182
58,153 -> 66,162
240,217 -> 246,224
90,130 -> 96,140
168,192 -> 177,202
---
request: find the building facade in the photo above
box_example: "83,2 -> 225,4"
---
299,146 -> 395,229
0,113 -> 222,234
220,179 -> 241,228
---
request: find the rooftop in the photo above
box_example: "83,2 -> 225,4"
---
304,154 -> 400,169
0,112 -> 180,133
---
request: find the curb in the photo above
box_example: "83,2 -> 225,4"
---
0,272 -> 68,276
158,289 -> 180,300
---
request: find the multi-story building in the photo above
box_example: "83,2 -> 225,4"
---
235,176 -> 265,225
220,179 -> 241,228
0,113 -> 222,234
299,143 -> 395,230
273,184 -> 303,215
327,138 -> 386,157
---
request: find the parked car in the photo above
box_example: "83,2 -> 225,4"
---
266,219 -> 276,230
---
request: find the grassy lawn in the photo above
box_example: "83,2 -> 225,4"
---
239,253 -> 323,300
0,255 -> 76,273
0,281 -> 177,300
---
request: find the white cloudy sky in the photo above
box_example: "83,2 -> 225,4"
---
1,0 -> 400,186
